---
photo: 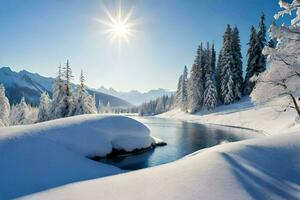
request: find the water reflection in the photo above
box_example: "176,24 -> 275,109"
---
99,117 -> 260,170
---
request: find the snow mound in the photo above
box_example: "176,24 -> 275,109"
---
0,114 -> 153,157
23,130 -> 300,200
0,114 -> 154,199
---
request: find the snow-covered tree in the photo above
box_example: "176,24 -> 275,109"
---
244,26 -> 258,95
139,95 -> 174,116
257,14 -> 267,71
37,92 -> 50,122
188,44 -> 204,113
231,26 -> 243,100
105,101 -> 111,113
203,43 -> 217,110
0,84 -> 10,126
203,77 -> 217,110
72,70 -> 97,115
10,97 -> 29,125
49,65 -> 66,119
219,25 -> 235,104
98,99 -> 105,113
60,59 -> 74,117
175,66 -> 188,112
244,14 -> 267,95
27,104 -> 38,124
252,0 -> 300,116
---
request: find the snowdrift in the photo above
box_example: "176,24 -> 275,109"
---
0,115 -> 154,199
23,129 -> 300,200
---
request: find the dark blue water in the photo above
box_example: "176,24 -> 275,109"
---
99,117 -> 260,170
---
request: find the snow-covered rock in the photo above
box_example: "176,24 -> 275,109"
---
0,115 -> 154,199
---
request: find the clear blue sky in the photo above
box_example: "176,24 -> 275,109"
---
0,0 -> 289,92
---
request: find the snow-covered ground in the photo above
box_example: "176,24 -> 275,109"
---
159,97 -> 298,135
1,99 -> 300,200
0,115 -> 156,199
22,125 -> 300,200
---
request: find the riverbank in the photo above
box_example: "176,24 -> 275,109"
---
158,97 -> 298,135
23,123 -> 300,200
2,99 -> 300,199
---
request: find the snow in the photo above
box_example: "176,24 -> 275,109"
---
0,115 -> 155,199
159,97 -> 298,134
21,125 -> 300,200
1,98 -> 299,200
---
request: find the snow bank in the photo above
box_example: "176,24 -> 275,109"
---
159,97 -> 298,134
0,114 -> 154,199
22,128 -> 300,200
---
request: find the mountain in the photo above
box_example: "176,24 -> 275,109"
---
0,67 -> 132,107
97,86 -> 174,105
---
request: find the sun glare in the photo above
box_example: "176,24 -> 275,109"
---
98,3 -> 138,46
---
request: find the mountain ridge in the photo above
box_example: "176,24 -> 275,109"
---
97,86 -> 174,106
0,67 -> 132,107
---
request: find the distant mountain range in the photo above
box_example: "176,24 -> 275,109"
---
0,67 -> 132,107
97,86 -> 174,106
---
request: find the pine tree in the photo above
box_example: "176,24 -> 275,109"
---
175,75 -> 183,107
175,66 -> 189,112
73,70 -> 97,115
203,43 -> 217,110
188,44 -> 204,113
216,48 -> 223,102
98,99 -> 104,113
211,42 -> 216,76
105,101 -> 111,113
219,25 -> 235,104
49,65 -> 65,119
244,26 -> 259,95
61,60 -> 74,117
256,13 -> 267,73
181,66 -> 188,112
13,97 -> 29,125
38,92 -> 50,122
231,26 -> 243,100
244,14 -> 267,95
0,84 -> 10,126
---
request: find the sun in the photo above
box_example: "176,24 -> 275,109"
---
98,4 -> 137,45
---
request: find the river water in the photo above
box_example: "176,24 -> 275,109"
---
99,117 -> 261,170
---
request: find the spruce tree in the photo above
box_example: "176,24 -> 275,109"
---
256,14 -> 267,73
244,15 -> 267,95
15,97 -> 29,125
61,60 -> 74,117
38,91 -> 50,122
203,43 -> 217,110
231,27 -> 243,100
49,65 -> 66,119
244,26 -> 258,95
211,42 -> 216,76
219,25 -> 235,104
176,66 -> 188,112
175,75 -> 183,107
181,66 -> 188,112
188,44 -> 204,113
73,70 -> 97,115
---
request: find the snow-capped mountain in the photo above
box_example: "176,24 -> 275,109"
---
97,86 -> 174,105
0,67 -> 132,107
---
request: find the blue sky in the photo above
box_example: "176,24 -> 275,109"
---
0,0 -> 289,92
